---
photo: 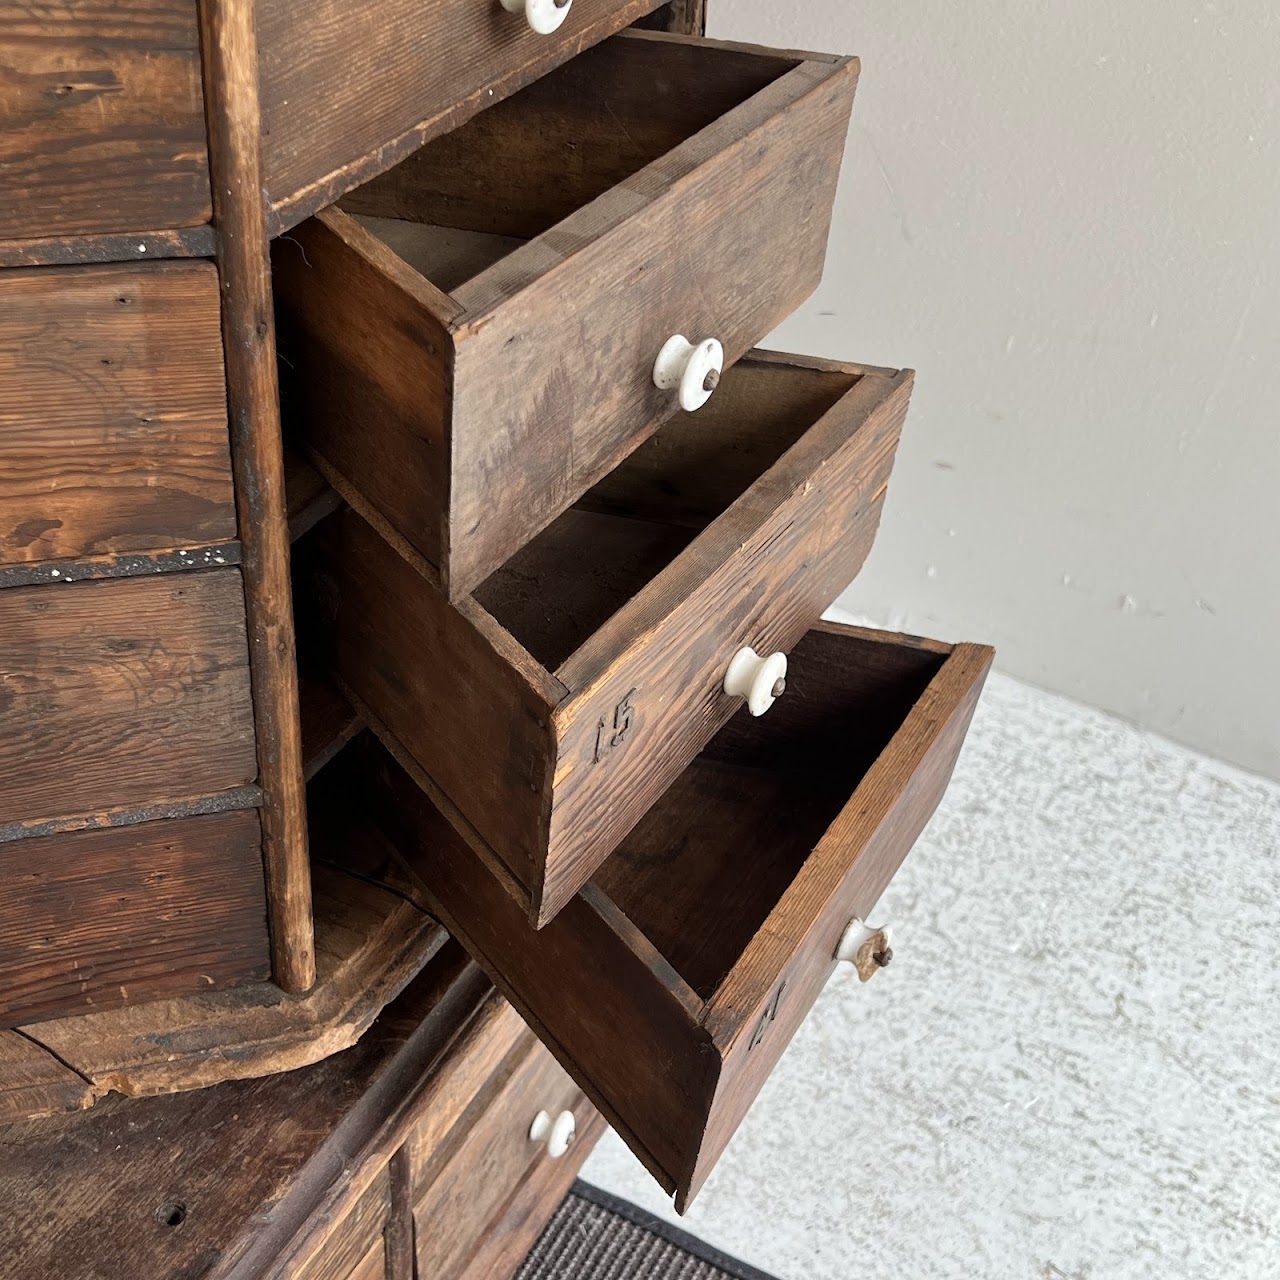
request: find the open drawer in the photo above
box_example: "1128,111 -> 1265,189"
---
357,621 -> 993,1210
274,30 -> 859,599
309,352 -> 912,925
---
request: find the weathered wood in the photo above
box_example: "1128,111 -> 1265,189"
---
257,0 -> 668,231
0,0 -> 211,239
373,622 -> 992,1210
23,867 -> 442,1106
0,944 -> 478,1280
0,568 -> 256,825
200,0 -> 314,992
0,262 -> 234,567
411,1036 -> 594,1280
362,741 -> 712,1196
311,507 -> 561,898
292,1169 -> 391,1280
383,1145 -> 416,1280
0,808 -> 269,1028
315,356 -> 908,924
0,225 -> 216,268
277,31 -> 858,599
0,1030 -> 93,1123
456,1111 -> 609,1280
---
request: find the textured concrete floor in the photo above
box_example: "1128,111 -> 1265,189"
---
581,658 -> 1280,1279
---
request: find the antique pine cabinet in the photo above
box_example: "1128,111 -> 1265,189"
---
0,0 -> 991,1274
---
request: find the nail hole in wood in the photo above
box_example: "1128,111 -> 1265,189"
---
156,1201 -> 187,1228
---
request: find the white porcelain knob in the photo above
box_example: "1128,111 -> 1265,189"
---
723,645 -> 787,716
529,1109 -> 576,1158
835,918 -> 894,983
652,334 -> 724,412
499,0 -> 571,35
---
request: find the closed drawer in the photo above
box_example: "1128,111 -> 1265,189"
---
313,352 -> 909,925
411,1031 -> 597,1279
0,4 -> 211,240
292,1168 -> 391,1280
366,621 -> 993,1209
0,568 -> 257,830
0,261 -> 234,568
0,808 -> 269,1027
275,30 -> 858,599
258,0 -> 669,227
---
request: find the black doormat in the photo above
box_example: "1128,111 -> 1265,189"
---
516,1181 -> 781,1280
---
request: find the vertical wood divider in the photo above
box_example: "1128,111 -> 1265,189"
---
384,1144 -> 417,1279
198,0 -> 315,991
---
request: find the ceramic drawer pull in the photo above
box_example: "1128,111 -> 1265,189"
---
499,0 -> 572,35
835,918 -> 894,982
529,1108 -> 576,1158
723,646 -> 787,716
652,335 -> 725,412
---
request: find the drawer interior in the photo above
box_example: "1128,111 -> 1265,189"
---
471,357 -> 865,672
338,33 -> 807,290
592,626 -> 949,1002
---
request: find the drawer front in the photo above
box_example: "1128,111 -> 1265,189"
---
0,568 -> 257,829
293,1167 -> 391,1280
411,1034 -> 594,1279
363,623 -> 993,1210
257,0 -> 666,227
692,629 -> 995,1199
0,4 -> 211,240
0,262 -> 235,567
0,807 -> 269,1027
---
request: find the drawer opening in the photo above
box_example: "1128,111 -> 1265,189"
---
590,627 -> 949,1002
472,358 -> 866,672
338,34 -> 806,255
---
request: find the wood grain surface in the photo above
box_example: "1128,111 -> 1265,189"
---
0,1030 -> 94,1119
0,945 -> 478,1280
258,0 -> 666,230
379,623 -> 992,1210
411,1037 -> 592,1279
310,355 -> 907,923
0,808 -> 268,1028
0,0 -> 211,239
312,507 -> 560,896
539,365 -> 911,922
201,0 -> 314,991
279,32 -> 857,600
0,568 -> 256,825
0,261 -> 234,566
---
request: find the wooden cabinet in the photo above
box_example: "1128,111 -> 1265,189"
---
274,31 -> 858,598
0,0 -> 994,1244
310,353 -> 910,925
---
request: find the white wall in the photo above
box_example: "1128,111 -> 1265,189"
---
709,1 -> 1280,780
